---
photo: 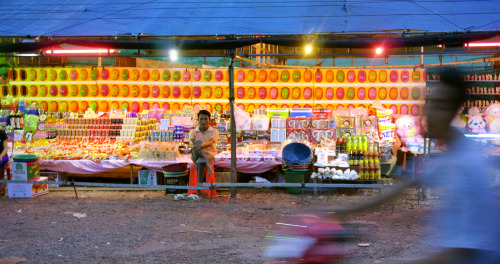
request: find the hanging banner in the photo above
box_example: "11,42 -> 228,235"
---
6,67 -> 426,115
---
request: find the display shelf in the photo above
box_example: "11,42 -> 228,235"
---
311,179 -> 380,184
466,93 -> 500,95
427,80 -> 500,83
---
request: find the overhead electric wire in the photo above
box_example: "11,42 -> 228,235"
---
2,7 -> 500,14
43,0 -> 159,36
3,11 -> 500,20
1,0 -> 496,6
409,0 -> 465,30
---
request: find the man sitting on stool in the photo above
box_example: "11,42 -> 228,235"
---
189,110 -> 219,196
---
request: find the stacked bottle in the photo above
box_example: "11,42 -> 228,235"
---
335,136 -> 347,155
348,135 -> 363,167
359,138 -> 381,180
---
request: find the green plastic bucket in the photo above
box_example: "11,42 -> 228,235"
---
284,171 -> 306,194
13,154 -> 38,162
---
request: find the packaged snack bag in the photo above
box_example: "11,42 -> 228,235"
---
378,123 -> 396,141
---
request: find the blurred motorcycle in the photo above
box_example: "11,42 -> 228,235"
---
264,213 -> 353,264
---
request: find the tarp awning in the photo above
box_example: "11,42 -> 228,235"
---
2,0 -> 500,37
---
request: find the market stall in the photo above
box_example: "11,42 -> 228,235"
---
1,66 -> 445,188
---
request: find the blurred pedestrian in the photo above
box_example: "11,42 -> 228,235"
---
0,127 -> 9,196
323,68 -> 499,263
410,68 -> 500,263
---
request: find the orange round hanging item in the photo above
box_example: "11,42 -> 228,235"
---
258,70 -> 267,82
325,70 -> 334,82
389,87 -> 398,100
162,86 -> 170,98
141,85 -> 150,98
141,69 -> 150,81
304,70 -> 312,82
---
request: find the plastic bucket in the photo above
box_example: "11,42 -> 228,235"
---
13,154 -> 38,163
284,171 -> 306,194
282,143 -> 312,163
12,154 -> 40,181
164,171 -> 188,194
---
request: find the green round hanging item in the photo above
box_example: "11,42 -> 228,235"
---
23,115 -> 38,132
121,102 -> 129,110
79,85 -> 88,96
347,88 -> 355,99
204,71 -> 212,81
59,70 -> 67,80
172,71 -> 180,81
281,71 -> 289,82
281,88 -> 289,99
337,71 -> 345,82
121,69 -> 129,80
293,71 -> 300,82
90,69 -> 98,80
162,71 -> 171,81
412,88 -> 421,99
0,66 -> 7,76
215,104 -> 222,112
90,102 -> 98,112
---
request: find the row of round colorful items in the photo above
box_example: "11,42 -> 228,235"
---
27,101 -> 424,116
3,84 -> 425,101
9,67 -> 426,83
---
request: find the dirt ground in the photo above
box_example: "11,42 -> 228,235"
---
0,186 -> 442,264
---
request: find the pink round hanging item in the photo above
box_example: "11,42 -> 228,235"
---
400,104 -> 409,115
336,88 -> 344,99
411,105 -> 420,116
368,87 -> 377,100
236,70 -> 245,82
358,87 -> 366,100
358,70 -> 366,82
270,87 -> 278,99
390,70 -> 398,82
304,87 -> 312,99
347,70 -> 355,82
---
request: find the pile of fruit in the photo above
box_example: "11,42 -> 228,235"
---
19,139 -> 140,161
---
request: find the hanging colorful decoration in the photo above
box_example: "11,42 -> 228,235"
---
6,67 -> 426,114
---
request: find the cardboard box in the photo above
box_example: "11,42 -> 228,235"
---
312,109 -> 332,118
290,108 -> 313,118
267,108 -> 289,119
8,177 -> 49,198
215,171 -> 231,183
214,171 -> 232,190
138,170 -> 158,185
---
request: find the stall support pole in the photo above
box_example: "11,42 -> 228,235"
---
130,164 -> 134,184
228,48 -> 237,199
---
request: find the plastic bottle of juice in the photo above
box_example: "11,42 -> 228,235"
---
346,135 -> 351,152
375,163 -> 381,180
362,135 -> 368,151
359,160 -> 365,179
340,137 -> 346,153
352,136 -> 358,152
335,136 -> 340,155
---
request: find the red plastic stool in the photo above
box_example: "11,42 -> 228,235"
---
188,163 -> 216,198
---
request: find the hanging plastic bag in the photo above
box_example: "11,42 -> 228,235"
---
232,103 -> 251,131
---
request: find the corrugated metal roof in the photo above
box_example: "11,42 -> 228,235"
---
2,0 -> 500,37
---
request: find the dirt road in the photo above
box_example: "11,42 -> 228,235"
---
0,188 -> 438,264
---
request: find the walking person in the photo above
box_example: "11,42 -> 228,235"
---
0,127 -> 9,196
